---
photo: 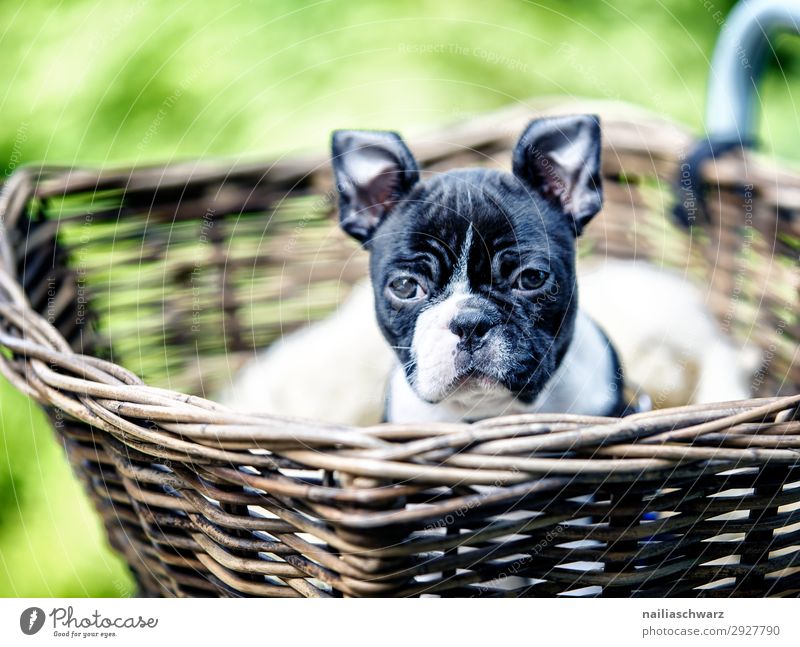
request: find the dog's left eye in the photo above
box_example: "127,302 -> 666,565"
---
388,276 -> 426,300
514,268 -> 549,291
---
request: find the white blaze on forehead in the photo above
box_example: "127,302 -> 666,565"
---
410,225 -> 474,402
448,223 -> 473,292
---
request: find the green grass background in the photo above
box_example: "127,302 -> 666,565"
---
1,0 -> 798,597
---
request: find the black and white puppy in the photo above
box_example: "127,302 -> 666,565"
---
331,115 -> 627,423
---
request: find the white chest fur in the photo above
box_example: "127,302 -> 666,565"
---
385,310 -> 619,423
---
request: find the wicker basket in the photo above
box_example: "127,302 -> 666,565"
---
0,97 -> 798,597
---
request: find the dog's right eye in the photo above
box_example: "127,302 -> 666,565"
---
388,276 -> 425,301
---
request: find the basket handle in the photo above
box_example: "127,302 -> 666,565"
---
706,0 -> 800,144
674,0 -> 800,225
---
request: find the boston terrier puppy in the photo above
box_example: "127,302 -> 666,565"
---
331,115 -> 628,423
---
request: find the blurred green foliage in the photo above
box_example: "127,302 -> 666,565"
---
0,0 -> 798,597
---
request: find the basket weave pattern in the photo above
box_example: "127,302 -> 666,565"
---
0,102 -> 798,597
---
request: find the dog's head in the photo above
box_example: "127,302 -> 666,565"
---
331,115 -> 603,405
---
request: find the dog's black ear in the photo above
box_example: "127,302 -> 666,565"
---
331,130 -> 419,243
512,115 -> 602,235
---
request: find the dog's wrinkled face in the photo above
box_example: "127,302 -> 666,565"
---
331,116 -> 603,406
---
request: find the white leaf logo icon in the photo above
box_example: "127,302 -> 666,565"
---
20,607 -> 45,635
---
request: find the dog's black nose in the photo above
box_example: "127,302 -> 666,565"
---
450,307 -> 496,345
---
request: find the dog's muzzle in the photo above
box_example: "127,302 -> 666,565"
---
450,304 -> 501,374
410,292 -> 511,402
